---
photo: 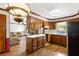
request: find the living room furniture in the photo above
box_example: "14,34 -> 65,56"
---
10,32 -> 20,46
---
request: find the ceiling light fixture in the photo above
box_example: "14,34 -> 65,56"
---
14,15 -> 23,23
50,9 -> 60,17
6,3 -> 30,23
50,9 -> 59,14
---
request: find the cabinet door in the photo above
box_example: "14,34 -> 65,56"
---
0,15 -> 6,53
38,37 -> 43,49
53,35 -> 58,43
57,36 -> 67,46
26,37 -> 32,52
54,35 -> 58,43
48,35 -> 51,42
32,38 -> 37,51
48,22 -> 56,29
43,37 -> 47,46
52,35 -> 55,43
61,36 -> 67,46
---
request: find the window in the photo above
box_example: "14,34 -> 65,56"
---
56,22 -> 67,33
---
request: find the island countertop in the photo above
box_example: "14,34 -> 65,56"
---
26,34 -> 46,38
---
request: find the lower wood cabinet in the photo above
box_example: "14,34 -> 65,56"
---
26,37 -> 33,53
26,36 -> 46,55
43,37 -> 47,45
38,37 -> 43,49
48,34 -> 67,46
32,38 -> 37,51
48,34 -> 52,43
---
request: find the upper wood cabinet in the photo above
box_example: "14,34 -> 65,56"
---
27,16 -> 44,32
44,21 -> 56,29
48,22 -> 56,29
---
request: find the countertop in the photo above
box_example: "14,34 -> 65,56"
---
45,32 -> 67,36
26,34 -> 46,38
45,29 -> 67,36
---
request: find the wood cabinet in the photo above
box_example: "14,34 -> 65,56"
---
48,34 -> 67,46
0,14 -> 6,53
44,21 -> 56,29
43,37 -> 47,45
26,36 -> 46,55
38,37 -> 43,49
48,34 -> 52,42
26,37 -> 33,53
27,16 -> 44,32
48,22 -> 56,29
32,38 -> 37,51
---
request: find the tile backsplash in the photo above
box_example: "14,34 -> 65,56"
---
45,29 -> 67,34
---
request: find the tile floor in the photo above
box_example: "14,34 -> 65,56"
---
29,44 -> 67,56
0,37 -> 67,56
0,37 -> 26,56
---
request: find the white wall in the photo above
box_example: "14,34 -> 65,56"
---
0,3 -> 5,9
10,24 -> 26,32
10,15 -> 26,33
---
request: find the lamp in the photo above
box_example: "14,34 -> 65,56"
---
14,15 -> 23,23
6,3 -> 30,23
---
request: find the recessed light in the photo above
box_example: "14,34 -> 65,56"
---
50,9 -> 59,14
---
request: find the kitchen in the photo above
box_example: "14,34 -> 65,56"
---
0,3 -> 79,56
26,15 -> 68,55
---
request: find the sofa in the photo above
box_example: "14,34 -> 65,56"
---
10,32 -> 20,46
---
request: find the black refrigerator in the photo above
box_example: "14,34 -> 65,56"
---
68,21 -> 79,56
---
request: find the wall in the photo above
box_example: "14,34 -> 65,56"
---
0,3 -> 5,9
10,24 -> 26,32
9,15 -> 26,33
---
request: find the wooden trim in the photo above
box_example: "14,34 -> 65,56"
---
6,6 -> 29,16
48,13 -> 79,20
0,8 -> 13,15
31,11 -> 79,21
1,7 -> 79,21
5,15 -> 6,52
31,11 -> 47,20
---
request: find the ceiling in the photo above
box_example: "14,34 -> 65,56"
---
0,3 -> 79,20
28,3 -> 79,19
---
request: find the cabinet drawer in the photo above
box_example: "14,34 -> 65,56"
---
32,39 -> 37,43
32,39 -> 37,45
33,45 -> 37,51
